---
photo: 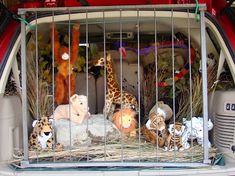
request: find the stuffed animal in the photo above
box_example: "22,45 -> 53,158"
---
112,108 -> 137,138
50,22 -> 80,105
51,94 -> 90,124
149,101 -> 173,121
182,117 -> 213,148
29,116 -> 62,150
165,122 -> 185,151
199,53 -> 216,72
141,108 -> 168,147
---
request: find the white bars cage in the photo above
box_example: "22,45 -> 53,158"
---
18,4 -> 210,168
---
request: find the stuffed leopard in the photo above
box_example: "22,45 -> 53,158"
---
29,116 -> 62,151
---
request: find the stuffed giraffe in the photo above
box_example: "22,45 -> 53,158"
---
94,53 -> 138,120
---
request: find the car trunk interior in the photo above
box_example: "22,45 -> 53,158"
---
1,5 -> 235,172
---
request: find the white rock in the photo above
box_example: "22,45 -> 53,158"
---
55,114 -> 120,148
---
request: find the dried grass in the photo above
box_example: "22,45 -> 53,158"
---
176,63 -> 217,121
26,35 -> 53,118
12,140 -> 217,163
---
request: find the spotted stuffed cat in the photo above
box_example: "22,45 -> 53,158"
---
29,116 -> 62,151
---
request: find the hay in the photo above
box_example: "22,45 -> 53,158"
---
13,140 -> 217,164
26,34 -> 53,118
176,58 -> 218,120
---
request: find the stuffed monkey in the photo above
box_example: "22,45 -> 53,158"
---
50,23 -> 80,105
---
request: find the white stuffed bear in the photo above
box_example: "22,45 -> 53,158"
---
182,117 -> 213,149
51,94 -> 90,124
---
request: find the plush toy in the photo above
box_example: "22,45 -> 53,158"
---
141,108 -> 168,147
181,117 -> 213,149
50,22 -> 80,105
112,108 -> 137,138
199,53 -> 216,72
149,101 -> 173,121
51,94 -> 90,124
29,116 -> 62,150
165,122 -> 185,151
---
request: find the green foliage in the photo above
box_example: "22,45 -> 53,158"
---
99,69 -> 104,77
38,34 -> 51,56
90,43 -> 98,59
74,56 -> 86,73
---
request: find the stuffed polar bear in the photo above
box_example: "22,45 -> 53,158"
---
181,117 -> 213,149
50,94 -> 90,124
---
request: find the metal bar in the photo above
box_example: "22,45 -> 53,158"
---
68,11 -> 73,161
137,9 -> 141,162
35,11 -> 39,164
20,14 -> 29,163
85,10 -> 90,161
35,12 -> 39,122
86,10 -> 90,162
85,13 -> 89,89
187,9 -> 194,162
171,9 -> 176,162
103,10 -> 107,162
20,162 -> 210,168
51,11 -> 56,162
18,4 -> 207,14
30,18 -> 190,28
200,10 -> 210,164
119,9 -> 124,162
154,9 -> 159,162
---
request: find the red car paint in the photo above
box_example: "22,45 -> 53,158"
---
211,0 -> 235,53
0,20 -> 19,65
64,0 -> 174,6
218,15 -> 235,51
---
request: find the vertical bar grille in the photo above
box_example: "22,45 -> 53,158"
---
19,4 -> 211,168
